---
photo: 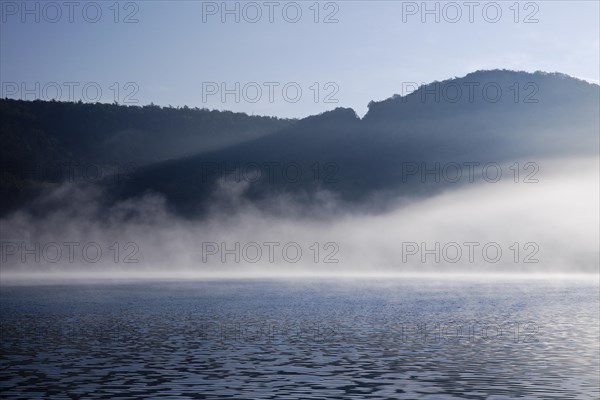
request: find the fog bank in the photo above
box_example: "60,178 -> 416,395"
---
1,157 -> 598,280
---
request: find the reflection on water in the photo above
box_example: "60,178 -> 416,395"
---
1,279 -> 599,399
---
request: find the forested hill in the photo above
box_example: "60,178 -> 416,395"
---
1,70 -> 599,216
117,70 -> 599,215
0,99 -> 294,166
0,99 -> 294,211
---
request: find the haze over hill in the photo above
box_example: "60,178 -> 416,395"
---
0,101 -> 293,212
115,70 -> 600,214
2,70 -> 599,216
1,69 -> 598,276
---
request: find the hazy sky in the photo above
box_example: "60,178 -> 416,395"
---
1,0 -> 599,118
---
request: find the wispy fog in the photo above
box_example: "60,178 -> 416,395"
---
1,157 -> 598,280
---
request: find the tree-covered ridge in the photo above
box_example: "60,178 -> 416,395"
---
0,99 -> 295,212
0,99 -> 295,166
1,70 -> 598,216
119,70 -> 600,215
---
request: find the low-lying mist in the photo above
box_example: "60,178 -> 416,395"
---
1,156 -> 598,281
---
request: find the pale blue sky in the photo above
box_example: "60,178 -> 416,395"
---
1,0 -> 598,118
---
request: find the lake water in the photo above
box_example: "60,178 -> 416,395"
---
1,279 -> 599,399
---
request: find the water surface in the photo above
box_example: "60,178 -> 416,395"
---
1,279 -> 598,399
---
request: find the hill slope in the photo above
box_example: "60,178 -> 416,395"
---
0,100 -> 294,212
118,70 -> 599,214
